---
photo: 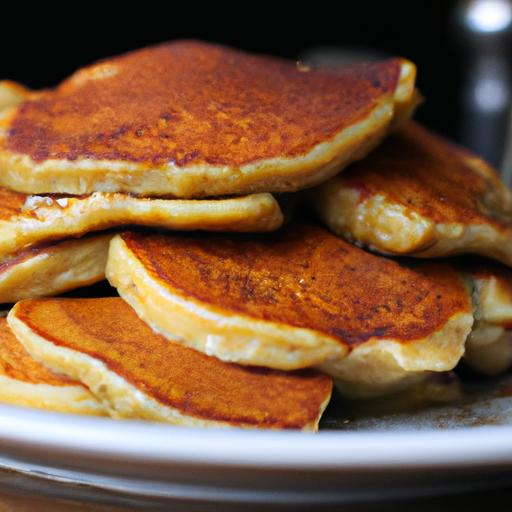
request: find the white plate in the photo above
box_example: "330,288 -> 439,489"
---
1,384 -> 512,510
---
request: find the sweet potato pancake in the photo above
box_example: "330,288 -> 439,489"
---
0,41 -> 417,196
0,318 -> 104,414
310,122 -> 512,265
106,223 -> 473,397
0,234 -> 110,303
0,188 -> 282,259
8,298 -> 332,430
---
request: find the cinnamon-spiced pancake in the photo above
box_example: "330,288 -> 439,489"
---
8,298 -> 332,430
310,122 -> 512,265
0,318 -> 104,415
106,223 -> 473,397
0,188 -> 282,259
0,41 -> 416,197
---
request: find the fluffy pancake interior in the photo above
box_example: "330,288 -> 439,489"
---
106,224 -> 473,397
0,42 -> 417,196
8,298 -> 332,430
310,122 -> 512,265
0,318 -> 104,415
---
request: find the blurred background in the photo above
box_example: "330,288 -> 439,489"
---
2,1 -> 512,173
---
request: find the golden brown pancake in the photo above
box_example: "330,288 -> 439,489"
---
0,234 -> 110,303
8,298 -> 332,430
106,223 -> 473,397
0,81 -> 31,111
461,259 -> 512,375
310,122 -> 512,265
0,187 -> 282,259
0,41 -> 417,197
0,318 -> 104,414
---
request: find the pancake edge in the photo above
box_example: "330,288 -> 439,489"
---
463,271 -> 512,375
0,192 -> 283,259
0,62 -> 416,196
106,234 -> 346,370
311,174 -> 512,266
0,234 -> 111,303
107,233 -> 473,393
7,309 -> 329,431
0,81 -> 30,112
0,372 -> 106,415
320,309 -> 473,398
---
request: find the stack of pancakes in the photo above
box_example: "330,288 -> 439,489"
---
0,40 -> 510,430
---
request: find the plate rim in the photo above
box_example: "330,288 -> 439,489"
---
0,403 -> 512,471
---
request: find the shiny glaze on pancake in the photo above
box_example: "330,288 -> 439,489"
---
7,40 -> 401,166
0,318 -> 74,386
14,298 -> 331,428
121,223 -> 471,347
340,122 -> 512,228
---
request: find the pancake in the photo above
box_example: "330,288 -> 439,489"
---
462,260 -> 512,375
0,318 -> 104,414
106,224 -> 473,397
7,298 -> 332,430
310,122 -> 512,265
0,40 -> 417,197
0,81 -> 31,111
0,188 -> 282,259
0,234 -> 110,303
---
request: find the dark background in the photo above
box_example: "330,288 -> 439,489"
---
0,3 -> 466,142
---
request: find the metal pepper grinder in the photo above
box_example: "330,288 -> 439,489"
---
457,0 -> 512,177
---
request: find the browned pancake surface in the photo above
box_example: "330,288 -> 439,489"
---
14,298 -> 331,428
121,224 -> 470,347
0,318 -> 74,386
7,41 -> 401,166
340,122 -> 510,228
0,187 -> 26,219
